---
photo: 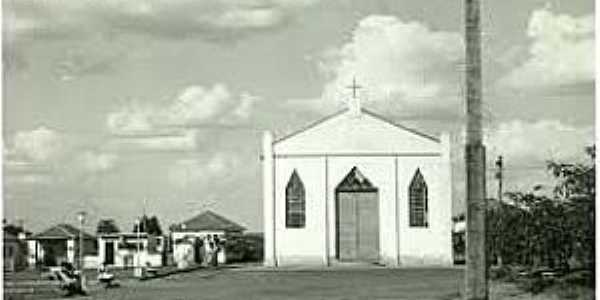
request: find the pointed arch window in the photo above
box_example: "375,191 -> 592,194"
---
409,169 -> 428,227
286,170 -> 305,228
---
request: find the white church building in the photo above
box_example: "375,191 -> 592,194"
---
262,103 -> 453,267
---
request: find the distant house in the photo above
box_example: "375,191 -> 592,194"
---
97,232 -> 165,268
28,223 -> 98,269
3,223 -> 31,272
4,231 -> 27,272
171,210 -> 246,265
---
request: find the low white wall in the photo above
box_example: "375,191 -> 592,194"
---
83,255 -> 99,269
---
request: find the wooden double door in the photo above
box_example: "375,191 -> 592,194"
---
336,191 -> 380,262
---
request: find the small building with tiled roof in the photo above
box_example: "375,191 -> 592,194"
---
3,221 -> 31,272
173,210 -> 246,233
171,210 -> 246,266
27,223 -> 97,269
3,231 -> 27,272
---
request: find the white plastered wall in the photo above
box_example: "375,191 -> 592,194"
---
266,110 -> 453,267
274,157 -> 327,265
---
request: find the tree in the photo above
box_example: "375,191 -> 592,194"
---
147,216 -> 163,236
96,219 -> 120,234
132,215 -> 163,236
486,146 -> 594,271
547,145 -> 595,270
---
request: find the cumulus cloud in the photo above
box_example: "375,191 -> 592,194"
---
485,120 -> 593,163
53,38 -> 131,81
167,153 -> 240,188
499,8 -> 594,89
5,0 -> 319,41
107,102 -> 158,136
7,127 -> 65,163
4,127 -> 119,188
106,84 -> 261,151
168,85 -> 233,124
306,15 -> 464,118
77,151 -> 118,173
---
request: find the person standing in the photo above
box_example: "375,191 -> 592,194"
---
212,235 -> 221,267
207,242 -> 215,267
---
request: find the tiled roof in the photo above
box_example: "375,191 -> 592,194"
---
3,225 -> 31,236
174,210 -> 246,232
30,223 -> 95,240
3,231 -> 19,241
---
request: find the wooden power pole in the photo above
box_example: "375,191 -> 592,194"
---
464,0 -> 488,299
495,156 -> 503,202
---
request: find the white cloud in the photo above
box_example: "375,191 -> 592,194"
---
4,127 -> 119,186
500,8 -> 594,88
485,119 -> 594,164
166,84 -> 241,126
6,0 -> 319,41
8,127 -> 64,163
311,15 -> 464,118
77,151 -> 118,173
106,84 -> 260,151
107,102 -> 156,136
230,93 -> 262,120
168,152 -> 240,188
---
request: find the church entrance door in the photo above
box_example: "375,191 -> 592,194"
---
335,167 -> 379,263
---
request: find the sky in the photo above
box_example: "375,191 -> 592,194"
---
2,0 -> 595,233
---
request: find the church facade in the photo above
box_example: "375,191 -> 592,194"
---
262,106 -> 453,267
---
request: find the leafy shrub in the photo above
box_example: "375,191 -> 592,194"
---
562,270 -> 595,287
519,276 -> 554,294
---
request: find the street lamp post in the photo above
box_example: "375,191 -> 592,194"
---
76,211 -> 86,270
134,218 -> 142,278
76,211 -> 87,292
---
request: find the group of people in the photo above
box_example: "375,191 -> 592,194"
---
199,234 -> 221,267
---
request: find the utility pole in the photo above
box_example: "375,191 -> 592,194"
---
495,156 -> 503,202
76,211 -> 87,291
77,211 -> 86,270
134,217 -> 142,278
464,0 -> 488,299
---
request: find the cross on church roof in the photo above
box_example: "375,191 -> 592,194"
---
346,77 -> 362,99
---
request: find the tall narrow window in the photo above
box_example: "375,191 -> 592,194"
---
286,170 -> 305,228
409,169 -> 428,227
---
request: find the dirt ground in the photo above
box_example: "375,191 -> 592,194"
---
4,267 -> 594,300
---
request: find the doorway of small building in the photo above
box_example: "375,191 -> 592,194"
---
105,242 -> 115,265
335,167 -> 380,263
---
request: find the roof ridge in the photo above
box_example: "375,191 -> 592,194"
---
179,210 -> 245,231
56,224 -> 77,238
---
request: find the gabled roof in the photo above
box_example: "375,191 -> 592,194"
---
29,223 -> 95,240
174,210 -> 246,233
272,107 -> 443,156
3,231 -> 19,241
274,108 -> 439,144
3,224 -> 32,237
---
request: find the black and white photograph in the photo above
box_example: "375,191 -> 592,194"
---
1,1 -> 596,299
